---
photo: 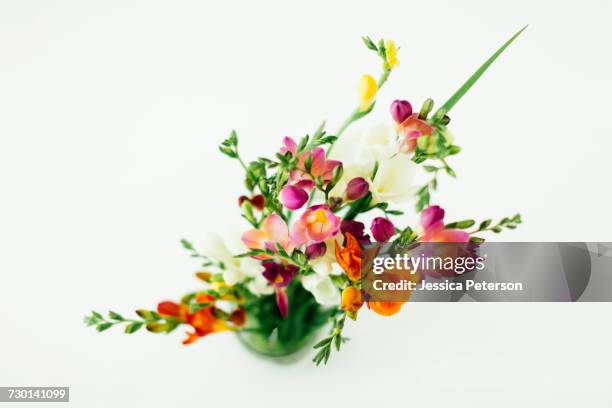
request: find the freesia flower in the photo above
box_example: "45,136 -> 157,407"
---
291,205 -> 341,246
368,301 -> 404,317
341,286 -> 364,320
200,231 -> 267,291
302,274 -> 340,305
334,232 -> 362,282
398,113 -> 434,153
308,234 -> 344,277
371,217 -> 395,242
280,185 -> 309,210
419,205 -> 469,242
229,308 -> 247,327
242,214 -> 293,259
341,220 -> 370,244
330,124 -> 417,204
262,261 -> 299,317
390,99 -> 412,124
305,242 -> 327,260
346,177 -> 369,200
280,137 -> 341,192
157,294 -> 228,345
238,194 -> 264,211
358,74 -> 377,111
370,153 -> 418,204
385,40 -> 400,69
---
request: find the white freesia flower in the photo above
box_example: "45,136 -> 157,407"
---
301,274 -> 340,305
330,123 -> 417,204
199,231 -> 273,296
370,153 -> 417,203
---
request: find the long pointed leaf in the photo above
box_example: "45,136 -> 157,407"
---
435,25 -> 527,116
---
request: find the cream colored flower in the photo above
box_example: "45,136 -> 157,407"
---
370,153 -> 417,204
301,274 -> 340,305
199,231 -> 272,295
330,124 -> 417,204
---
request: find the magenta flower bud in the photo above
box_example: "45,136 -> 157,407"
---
421,205 -> 445,232
371,217 -> 395,242
280,185 -> 308,210
346,177 -> 369,200
390,99 -> 413,124
305,242 -> 327,259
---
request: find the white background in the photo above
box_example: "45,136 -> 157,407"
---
1,0 -> 612,406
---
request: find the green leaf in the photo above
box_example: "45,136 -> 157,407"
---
96,322 -> 113,332
313,337 -> 332,349
434,25 -> 527,117
445,220 -> 475,229
124,322 -> 143,334
108,311 -> 124,321
479,219 -> 492,230
135,309 -> 158,321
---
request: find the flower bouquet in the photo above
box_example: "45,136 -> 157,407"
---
86,27 -> 526,365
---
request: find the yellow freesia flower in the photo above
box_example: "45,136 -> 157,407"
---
357,74 -> 377,111
385,40 -> 399,68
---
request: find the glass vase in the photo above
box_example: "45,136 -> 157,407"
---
236,281 -> 332,360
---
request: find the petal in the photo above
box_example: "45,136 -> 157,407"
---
290,220 -> 307,246
434,229 -> 470,243
241,229 -> 267,250
309,148 -> 326,176
262,214 -> 288,244
276,288 -> 289,318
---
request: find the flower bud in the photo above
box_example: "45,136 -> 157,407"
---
358,74 -> 377,111
229,308 -> 247,326
421,205 -> 445,232
280,185 -> 308,210
346,177 -> 369,200
418,98 -> 434,120
305,242 -> 327,259
331,163 -> 344,185
341,286 -> 364,320
371,217 -> 395,242
327,196 -> 343,211
390,99 -> 413,124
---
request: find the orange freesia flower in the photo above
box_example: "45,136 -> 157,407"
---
156,294 -> 228,345
368,301 -> 404,317
334,232 -> 362,282
341,286 -> 364,320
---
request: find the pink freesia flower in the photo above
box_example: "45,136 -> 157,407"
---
280,137 -> 341,191
280,136 -> 298,155
398,114 -> 434,153
291,205 -> 341,246
346,177 -> 369,200
371,217 -> 395,242
241,214 -> 293,259
280,185 -> 309,210
419,205 -> 469,242
390,99 -> 413,124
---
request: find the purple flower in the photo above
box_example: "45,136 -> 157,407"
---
346,177 -> 369,200
305,242 -> 327,259
340,220 -> 370,244
390,99 -> 413,124
371,217 -> 395,242
280,185 -> 309,210
262,261 -> 298,288
262,261 -> 299,318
